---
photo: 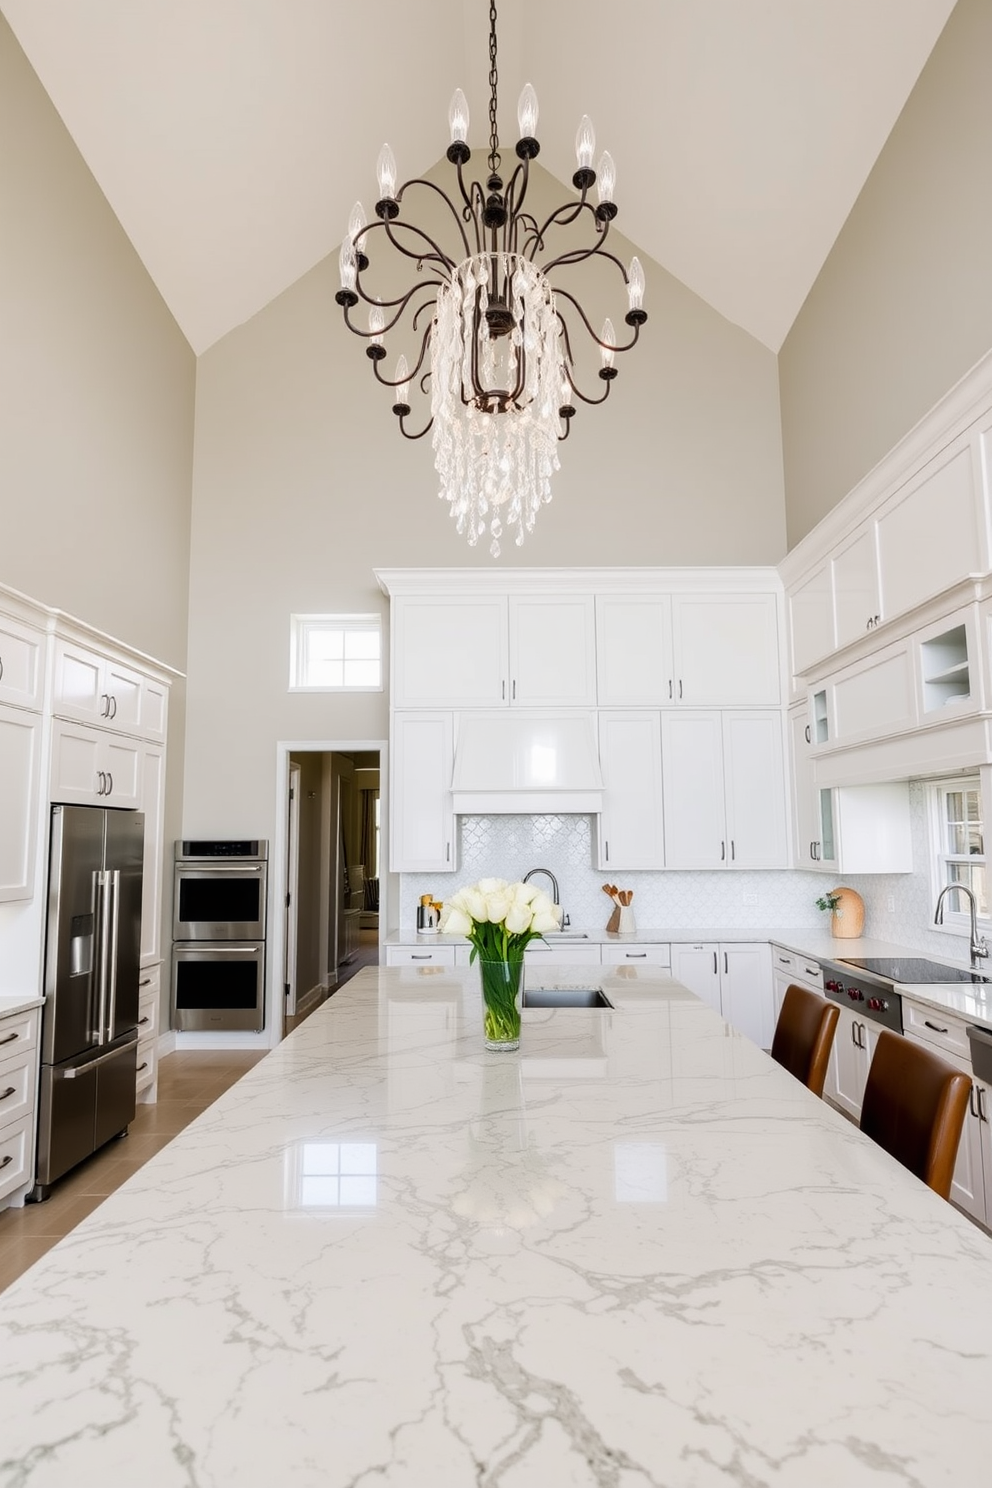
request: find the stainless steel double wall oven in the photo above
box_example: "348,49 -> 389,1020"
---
172,840 -> 268,1032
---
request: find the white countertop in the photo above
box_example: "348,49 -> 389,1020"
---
0,993 -> 43,1020
2,965 -> 992,1485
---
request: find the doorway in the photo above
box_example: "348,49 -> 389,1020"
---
272,739 -> 387,1041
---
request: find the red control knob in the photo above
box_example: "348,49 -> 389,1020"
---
848,987 -> 864,1000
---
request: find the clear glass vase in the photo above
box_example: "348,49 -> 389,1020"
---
479,957 -> 523,1051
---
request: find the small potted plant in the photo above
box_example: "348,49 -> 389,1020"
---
815,886 -> 865,939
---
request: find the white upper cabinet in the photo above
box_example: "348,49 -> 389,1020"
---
508,596 -> 597,706
391,594 -> 595,708
788,562 -> 834,680
662,711 -> 787,869
51,637 -> 165,739
597,712 -> 664,869
389,712 -> 456,873
596,596 -> 672,706
392,597 -> 507,709
50,720 -> 142,808
0,704 -> 42,902
877,441 -> 981,622
831,527 -> 880,650
0,614 -> 45,713
671,595 -> 780,706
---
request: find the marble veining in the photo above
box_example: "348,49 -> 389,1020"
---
2,967 -> 992,1486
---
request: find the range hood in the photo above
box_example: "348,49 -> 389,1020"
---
451,713 -> 604,814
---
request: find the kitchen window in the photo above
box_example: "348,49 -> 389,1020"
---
930,777 -> 988,929
289,614 -> 382,691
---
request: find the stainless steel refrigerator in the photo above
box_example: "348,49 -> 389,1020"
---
31,804 -> 144,1199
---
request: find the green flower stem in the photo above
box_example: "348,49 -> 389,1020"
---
479,957 -> 523,1046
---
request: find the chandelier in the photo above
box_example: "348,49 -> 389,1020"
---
335,1 -> 647,557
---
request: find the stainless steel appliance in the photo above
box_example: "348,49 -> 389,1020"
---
172,841 -> 267,1032
819,957 -> 905,1035
31,804 -> 144,1200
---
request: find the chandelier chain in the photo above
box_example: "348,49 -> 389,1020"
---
488,0 -> 500,177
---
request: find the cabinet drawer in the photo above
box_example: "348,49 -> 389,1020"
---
0,1007 -> 39,1060
903,998 -> 970,1061
136,1035 -> 157,1095
0,1114 -> 32,1202
524,944 -> 602,966
771,948 -> 797,976
601,943 -> 671,968
771,947 -> 823,991
137,965 -> 161,1040
0,1048 -> 35,1131
386,945 -> 457,967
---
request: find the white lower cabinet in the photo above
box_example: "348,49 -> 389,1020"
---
600,942 -> 671,968
670,942 -> 774,1047
524,944 -> 603,968
902,1000 -> 991,1226
0,703 -> 42,902
136,966 -> 161,1104
0,1004 -> 40,1209
51,719 -> 141,808
389,713 -> 456,873
662,712 -> 787,869
824,1006 -> 880,1121
597,712 -> 664,869
385,944 -> 457,968
770,945 -> 824,1024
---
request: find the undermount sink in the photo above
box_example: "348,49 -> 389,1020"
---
522,987 -> 613,1009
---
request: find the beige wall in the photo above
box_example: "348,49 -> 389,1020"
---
779,0 -> 992,547
183,162 -> 785,837
0,17 -> 196,982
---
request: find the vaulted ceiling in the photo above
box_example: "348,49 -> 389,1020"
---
2,0 -> 956,355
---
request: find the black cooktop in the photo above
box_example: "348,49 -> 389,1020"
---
840,956 -> 991,985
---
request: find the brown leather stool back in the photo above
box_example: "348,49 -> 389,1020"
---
771,984 -> 839,1098
859,1030 -> 971,1200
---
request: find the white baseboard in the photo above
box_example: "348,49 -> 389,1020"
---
173,1030 -> 272,1051
157,1029 -> 177,1059
294,983 -> 326,1016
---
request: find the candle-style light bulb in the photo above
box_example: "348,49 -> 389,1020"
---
376,144 -> 397,200
369,303 -> 385,346
596,152 -> 616,206
575,115 -> 596,170
600,318 -> 616,370
338,238 -> 357,293
347,200 -> 367,250
448,88 -> 469,144
517,82 -> 539,139
627,257 -> 645,312
395,354 -> 411,403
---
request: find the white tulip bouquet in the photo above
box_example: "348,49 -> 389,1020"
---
440,878 -> 561,1048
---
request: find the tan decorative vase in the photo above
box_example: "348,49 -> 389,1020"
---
831,886 -> 865,939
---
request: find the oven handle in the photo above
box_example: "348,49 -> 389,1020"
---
179,865 -> 263,873
177,946 -> 261,954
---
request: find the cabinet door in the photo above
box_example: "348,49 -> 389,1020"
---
508,596 -> 596,706
103,657 -> 144,734
720,943 -> 774,1049
950,1082 -> 987,1224
0,704 -> 41,902
878,441 -> 981,624
139,744 -> 165,965
671,595 -> 780,706
828,641 -> 916,748
832,527 -> 879,650
0,615 -> 45,711
661,712 -> 725,868
597,712 -> 663,869
389,712 -> 456,872
722,713 -> 788,868
141,677 -> 169,743
826,1005 -> 866,1119
392,598 -> 507,708
51,721 -> 141,807
595,596 -> 673,706
788,563 -> 834,679
670,943 -> 721,1014
53,639 -> 106,724
102,736 -> 141,808
788,707 -> 820,869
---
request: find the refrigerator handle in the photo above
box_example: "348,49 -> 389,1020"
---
106,869 -> 120,1042
95,869 -> 111,1046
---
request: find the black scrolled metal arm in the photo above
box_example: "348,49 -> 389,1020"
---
341,280 -> 443,339
379,214 -> 458,275
393,176 -> 473,262
542,240 -> 628,281
553,287 -> 643,356
372,320 -> 434,390
500,158 -> 532,254
526,195 -> 596,258
396,409 -> 434,441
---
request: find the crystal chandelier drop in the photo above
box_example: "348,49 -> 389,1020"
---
335,1 -> 647,557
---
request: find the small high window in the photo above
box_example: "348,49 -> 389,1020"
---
289,614 -> 382,691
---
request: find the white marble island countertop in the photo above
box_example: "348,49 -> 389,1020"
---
3,965 -> 992,1486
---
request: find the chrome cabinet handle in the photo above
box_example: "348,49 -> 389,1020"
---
678,679 -> 683,699
410,954 -> 433,961
512,679 -> 516,700
96,770 -> 106,796
604,841 -> 609,862
445,841 -> 450,862
851,1021 -> 858,1048
924,1020 -> 949,1034
502,679 -> 505,700
100,692 -> 110,716
0,1032 -> 18,1047
0,1086 -> 15,1102
730,840 -> 735,861
720,841 -> 725,861
668,680 -> 673,700
106,772 -> 113,795
139,978 -> 152,987
723,952 -> 728,974
110,695 -> 117,719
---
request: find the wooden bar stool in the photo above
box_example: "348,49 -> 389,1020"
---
771,984 -> 839,1097
859,1030 -> 971,1200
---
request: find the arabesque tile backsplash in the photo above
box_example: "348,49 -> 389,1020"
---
400,783 -> 976,964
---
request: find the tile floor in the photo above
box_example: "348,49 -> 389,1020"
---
0,1050 -> 266,1294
